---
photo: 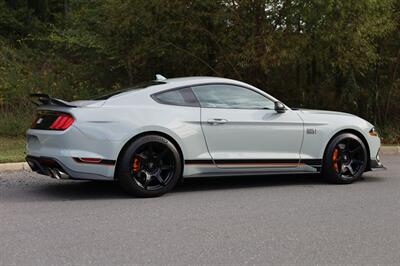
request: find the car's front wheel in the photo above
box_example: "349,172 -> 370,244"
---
322,133 -> 368,184
116,135 -> 182,197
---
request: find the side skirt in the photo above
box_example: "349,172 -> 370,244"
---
183,159 -> 322,178
184,171 -> 321,179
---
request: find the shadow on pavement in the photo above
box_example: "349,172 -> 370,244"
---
39,173 -> 324,199
175,173 -> 324,193
2,172 -> 384,201
38,180 -> 127,200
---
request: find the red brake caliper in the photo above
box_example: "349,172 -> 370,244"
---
332,148 -> 339,172
133,157 -> 141,174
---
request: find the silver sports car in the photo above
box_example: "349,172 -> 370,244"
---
26,75 -> 384,197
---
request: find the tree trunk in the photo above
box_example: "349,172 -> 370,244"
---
126,57 -> 134,85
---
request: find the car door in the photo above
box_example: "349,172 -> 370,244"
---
192,84 -> 304,169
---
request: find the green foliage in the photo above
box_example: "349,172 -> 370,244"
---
0,0 -> 399,142
0,110 -> 32,137
0,136 -> 25,163
379,124 -> 400,144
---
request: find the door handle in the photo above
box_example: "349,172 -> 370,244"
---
207,118 -> 228,125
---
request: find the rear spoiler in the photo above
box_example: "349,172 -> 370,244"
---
29,93 -> 76,108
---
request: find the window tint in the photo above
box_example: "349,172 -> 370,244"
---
153,87 -> 199,107
192,84 -> 274,109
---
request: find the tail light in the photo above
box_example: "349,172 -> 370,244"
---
49,114 -> 74,130
31,111 -> 75,130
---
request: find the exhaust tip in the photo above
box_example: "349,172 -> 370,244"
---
54,169 -> 70,179
48,168 -> 58,179
54,169 -> 61,179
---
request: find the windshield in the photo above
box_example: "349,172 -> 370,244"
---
92,81 -> 166,100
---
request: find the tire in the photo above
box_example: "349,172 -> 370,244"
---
322,133 -> 368,184
116,135 -> 182,197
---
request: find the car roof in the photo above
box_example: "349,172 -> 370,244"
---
101,76 -> 279,105
155,76 -> 257,92
164,76 -> 233,84
163,76 -> 247,86
100,76 -> 257,100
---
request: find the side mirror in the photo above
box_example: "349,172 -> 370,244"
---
274,101 -> 286,113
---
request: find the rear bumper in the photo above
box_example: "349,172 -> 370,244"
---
26,156 -> 69,179
26,155 -> 114,181
26,127 -> 118,180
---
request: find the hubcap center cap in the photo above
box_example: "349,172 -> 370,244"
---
147,161 -> 158,172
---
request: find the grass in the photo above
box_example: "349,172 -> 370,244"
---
0,110 -> 30,163
0,137 -> 25,163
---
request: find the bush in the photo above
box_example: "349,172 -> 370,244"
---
0,110 -> 33,137
379,124 -> 400,145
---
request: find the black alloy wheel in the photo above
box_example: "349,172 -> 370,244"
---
117,135 -> 182,197
131,142 -> 176,190
322,133 -> 368,184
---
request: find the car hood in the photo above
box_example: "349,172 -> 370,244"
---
296,108 -> 356,117
294,108 -> 373,129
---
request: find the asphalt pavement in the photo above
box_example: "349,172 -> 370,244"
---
1,155 -> 399,265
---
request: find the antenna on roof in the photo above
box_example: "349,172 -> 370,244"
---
155,74 -> 167,81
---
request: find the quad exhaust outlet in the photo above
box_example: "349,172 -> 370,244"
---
49,168 -> 69,180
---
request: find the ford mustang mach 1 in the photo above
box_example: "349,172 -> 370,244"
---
26,75 -> 384,197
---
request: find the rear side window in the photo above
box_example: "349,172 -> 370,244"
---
152,88 -> 199,107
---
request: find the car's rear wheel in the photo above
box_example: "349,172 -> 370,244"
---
117,135 -> 182,197
322,133 -> 368,184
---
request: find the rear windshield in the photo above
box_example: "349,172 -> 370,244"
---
92,81 -> 166,100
